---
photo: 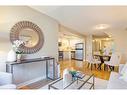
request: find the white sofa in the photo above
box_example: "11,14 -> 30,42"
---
107,64 -> 127,89
0,72 -> 16,89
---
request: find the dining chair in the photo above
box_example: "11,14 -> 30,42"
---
104,53 -> 121,71
86,54 -> 101,70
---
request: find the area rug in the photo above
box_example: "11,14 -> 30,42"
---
40,77 -> 108,89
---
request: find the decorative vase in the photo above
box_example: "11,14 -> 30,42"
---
17,54 -> 22,62
7,49 -> 16,62
63,68 -> 72,88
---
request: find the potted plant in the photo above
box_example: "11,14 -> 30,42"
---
12,40 -> 24,62
16,50 -> 23,62
99,49 -> 104,55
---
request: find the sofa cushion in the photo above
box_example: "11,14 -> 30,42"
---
120,62 -> 127,75
119,68 -> 127,82
0,84 -> 16,89
107,72 -> 127,89
119,64 -> 125,73
0,72 -> 12,85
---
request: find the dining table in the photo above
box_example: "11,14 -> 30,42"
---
94,54 -> 111,70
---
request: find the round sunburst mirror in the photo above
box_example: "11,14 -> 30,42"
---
10,21 -> 44,54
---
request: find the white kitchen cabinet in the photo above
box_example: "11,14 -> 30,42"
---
63,51 -> 71,60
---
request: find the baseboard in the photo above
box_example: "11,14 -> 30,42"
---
17,76 -> 46,88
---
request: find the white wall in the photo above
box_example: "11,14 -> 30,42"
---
0,6 -> 59,84
105,30 -> 127,64
0,52 -> 7,72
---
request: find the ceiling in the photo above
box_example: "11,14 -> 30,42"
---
30,6 -> 127,37
59,30 -> 84,40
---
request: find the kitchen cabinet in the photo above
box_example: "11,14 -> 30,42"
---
58,51 -> 72,60
71,51 -> 75,59
63,51 -> 71,60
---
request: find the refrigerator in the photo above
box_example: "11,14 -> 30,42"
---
75,43 -> 84,61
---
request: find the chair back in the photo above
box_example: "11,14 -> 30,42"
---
109,53 -> 121,66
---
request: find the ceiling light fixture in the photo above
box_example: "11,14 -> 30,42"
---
108,35 -> 112,38
94,24 -> 110,30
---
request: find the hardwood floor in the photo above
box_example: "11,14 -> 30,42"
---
18,79 -> 52,89
19,59 -> 118,89
59,59 -> 118,80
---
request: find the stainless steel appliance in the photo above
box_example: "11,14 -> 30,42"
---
75,43 -> 84,61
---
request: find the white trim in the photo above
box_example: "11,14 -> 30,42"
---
16,76 -> 46,88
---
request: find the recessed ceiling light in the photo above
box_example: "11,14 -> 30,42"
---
108,35 -> 112,38
94,24 -> 110,30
